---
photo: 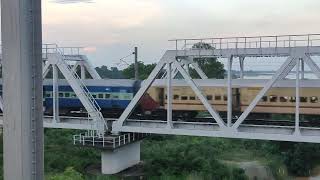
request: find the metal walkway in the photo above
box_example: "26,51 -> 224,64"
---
113,34 -> 320,143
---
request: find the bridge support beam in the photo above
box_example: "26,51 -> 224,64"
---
239,56 -> 245,79
53,65 -> 60,123
101,141 -> 141,174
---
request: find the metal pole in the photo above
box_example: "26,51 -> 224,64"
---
227,56 -> 233,127
295,58 -> 301,134
2,0 -> 44,179
301,59 -> 305,79
134,47 -> 139,80
167,63 -> 173,128
185,64 -> 190,75
80,64 -> 85,79
239,56 -> 245,79
53,65 -> 60,123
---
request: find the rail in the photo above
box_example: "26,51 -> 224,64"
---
169,34 -> 320,51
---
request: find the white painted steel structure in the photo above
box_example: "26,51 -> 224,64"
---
113,34 -> 320,143
42,44 -> 106,136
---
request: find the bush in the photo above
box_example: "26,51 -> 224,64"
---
283,143 -> 320,176
142,136 -> 247,179
48,167 -> 84,180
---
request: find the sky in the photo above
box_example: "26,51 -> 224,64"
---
39,0 -> 320,69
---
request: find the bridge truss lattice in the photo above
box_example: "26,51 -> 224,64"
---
113,34 -> 320,143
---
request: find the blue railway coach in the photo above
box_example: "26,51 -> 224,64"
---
43,79 -> 139,117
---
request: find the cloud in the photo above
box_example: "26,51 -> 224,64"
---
83,46 -> 97,53
41,0 -> 320,67
43,0 -> 163,45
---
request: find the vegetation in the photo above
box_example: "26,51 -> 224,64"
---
0,123 -> 318,179
190,57 -> 225,79
190,42 -> 225,79
95,66 -> 124,79
48,167 -> 84,180
41,130 -> 320,179
142,136 -> 248,179
122,62 -> 156,80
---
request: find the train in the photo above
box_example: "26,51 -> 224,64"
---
148,86 -> 320,116
3,79 -> 318,122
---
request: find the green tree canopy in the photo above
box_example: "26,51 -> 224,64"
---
122,61 -> 156,80
189,42 -> 225,79
95,65 -> 124,79
192,42 -> 215,50
189,57 -> 225,79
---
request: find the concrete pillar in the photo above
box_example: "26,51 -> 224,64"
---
101,141 -> 141,174
2,0 -> 44,179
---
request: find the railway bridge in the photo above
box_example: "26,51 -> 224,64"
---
1,34 -> 320,174
3,0 -> 320,177
2,33 -> 320,175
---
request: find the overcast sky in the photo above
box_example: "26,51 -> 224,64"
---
42,0 -> 320,68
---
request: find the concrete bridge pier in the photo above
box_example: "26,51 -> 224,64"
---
73,132 -> 147,174
101,141 -> 141,174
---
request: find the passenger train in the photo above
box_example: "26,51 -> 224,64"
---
2,79 -> 318,121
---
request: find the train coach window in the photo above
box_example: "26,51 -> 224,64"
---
105,94 -> 110,99
189,96 -> 196,100
92,94 -> 97,98
65,93 -> 70,98
310,96 -> 318,103
223,95 -> 227,101
289,97 -> 296,102
45,92 -> 51,98
279,96 -> 288,102
71,93 -> 77,98
174,95 -> 179,100
98,94 -> 104,99
207,95 -> 213,100
261,96 -> 268,102
300,97 -> 308,103
181,96 -> 188,100
215,95 -> 221,101
269,95 -> 277,102
113,95 -> 119,99
59,93 -> 63,98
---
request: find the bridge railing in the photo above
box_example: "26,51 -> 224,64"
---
170,34 -> 320,51
73,133 -> 148,149
42,44 -> 84,59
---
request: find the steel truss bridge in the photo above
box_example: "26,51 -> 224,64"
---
1,35 -> 320,144
112,34 -> 320,143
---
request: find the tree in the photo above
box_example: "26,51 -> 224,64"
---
188,42 -> 225,79
95,65 -> 124,79
122,62 -> 156,80
189,57 -> 225,79
192,42 -> 214,50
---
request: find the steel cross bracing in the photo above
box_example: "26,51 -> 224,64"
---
113,34 -> 320,143
42,44 -> 102,80
41,44 -> 106,136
